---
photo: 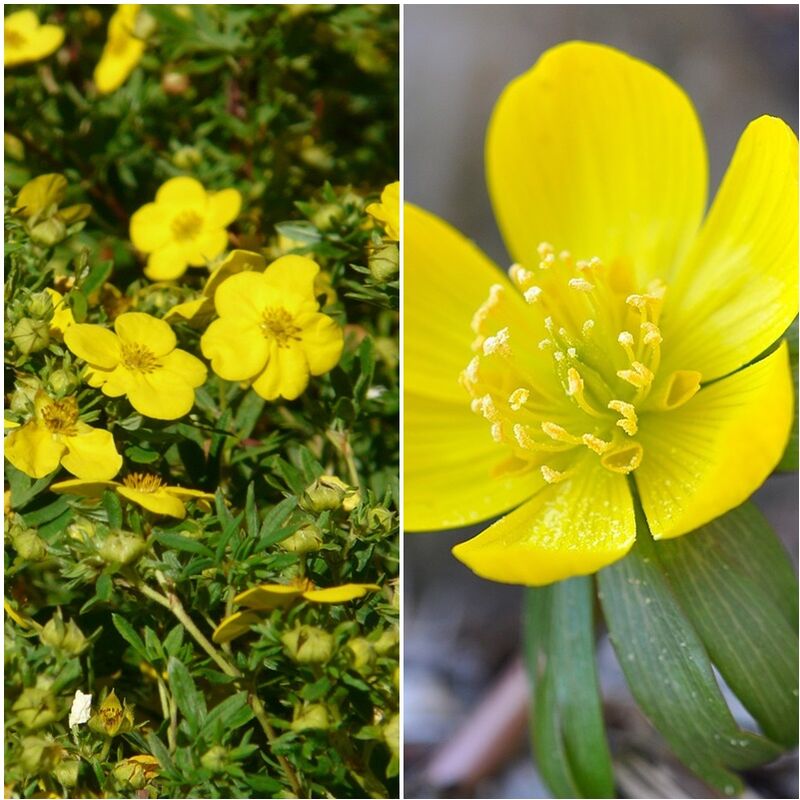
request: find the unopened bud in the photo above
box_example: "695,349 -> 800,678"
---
162,72 -> 190,96
311,204 -> 344,231
291,703 -> 329,731
368,242 -> 399,283
172,146 -> 202,170
88,690 -> 134,737
40,610 -> 88,656
282,625 -> 334,664
12,318 -> 50,354
97,531 -> 146,566
47,368 -> 79,396
300,475 -> 346,512
19,735 -> 63,775
52,758 -> 80,788
280,524 -> 323,554
12,528 -> 48,561
112,755 -> 159,789
367,506 -> 394,533
12,686 -> 59,730
347,637 -> 375,674
29,216 -> 67,246
200,745 -> 227,772
374,627 -> 398,656
27,290 -> 53,319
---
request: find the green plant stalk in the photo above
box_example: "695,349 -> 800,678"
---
131,576 -> 303,797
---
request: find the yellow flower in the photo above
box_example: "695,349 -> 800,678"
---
164,249 -> 266,326
88,690 -> 134,737
405,42 -> 797,586
4,10 -> 64,68
94,5 -> 146,95
366,181 -> 400,240
200,255 -> 344,401
5,392 -> 121,481
64,311 -> 207,420
44,289 -> 75,338
212,579 -> 380,643
51,472 -> 214,519
130,177 -> 241,281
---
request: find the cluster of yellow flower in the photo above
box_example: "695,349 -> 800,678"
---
5,5 -> 147,95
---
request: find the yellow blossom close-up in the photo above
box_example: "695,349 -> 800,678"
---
4,10 -> 64,68
129,176 -> 241,281
200,255 -> 344,401
93,4 -> 146,95
366,180 -> 400,241
64,311 -> 207,420
213,580 -> 381,643
405,41 -> 797,586
51,472 -> 214,519
5,392 -> 122,481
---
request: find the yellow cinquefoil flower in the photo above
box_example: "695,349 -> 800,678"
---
406,42 -> 797,586
94,5 -> 146,95
51,472 -> 214,519
212,579 -> 380,643
64,312 -> 207,420
201,255 -> 344,401
5,392 -> 121,481
130,177 -> 241,281
4,10 -> 64,68
165,249 -> 266,326
366,181 -> 400,240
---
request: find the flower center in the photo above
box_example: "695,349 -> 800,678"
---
120,342 -> 160,374
41,396 -> 79,435
122,473 -> 164,493
461,242 -> 701,483
170,210 -> 203,242
260,307 -> 301,348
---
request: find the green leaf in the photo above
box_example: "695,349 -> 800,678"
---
7,464 -> 54,508
102,489 -> 123,530
777,321 -> 798,470
524,577 -> 614,798
655,502 -> 798,746
153,531 -> 214,558
275,220 -> 322,244
112,613 -> 147,660
598,509 -> 783,795
124,444 -> 161,464
168,656 -> 206,735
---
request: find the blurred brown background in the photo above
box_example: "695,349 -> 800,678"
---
403,5 -> 799,798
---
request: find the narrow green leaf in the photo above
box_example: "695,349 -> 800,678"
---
598,510 -> 783,795
21,495 -> 70,527
525,578 -> 614,799
168,656 -> 206,734
102,489 -> 123,530
245,481 -> 258,537
256,496 -> 298,547
655,502 -> 798,746
153,532 -> 214,558
112,613 -> 147,660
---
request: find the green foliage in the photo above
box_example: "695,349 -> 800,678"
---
5,5 -> 398,798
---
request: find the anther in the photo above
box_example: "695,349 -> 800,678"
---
482,327 -> 511,357
617,361 -> 654,389
568,278 -> 594,292
509,264 -> 534,289
582,433 -> 611,455
641,321 -> 662,346
490,422 -> 504,443
471,284 -> 505,334
524,286 -> 542,304
537,242 -> 554,259
508,388 -> 529,411
541,465 -> 568,484
542,422 -> 582,445
608,399 -> 638,436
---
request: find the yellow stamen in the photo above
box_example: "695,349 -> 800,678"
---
41,396 -> 79,435
617,361 -> 653,389
170,210 -> 203,242
608,400 -> 638,436
508,388 -> 529,411
582,433 -> 611,455
121,343 -> 160,374
261,307 -> 301,347
541,465 -> 568,484
122,473 -> 165,493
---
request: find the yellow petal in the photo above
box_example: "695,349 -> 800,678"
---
298,314 -> 343,375
234,584 -> 305,610
214,271 -> 273,323
164,298 -> 208,324
45,288 -> 74,337
155,177 -> 207,210
165,486 -> 215,511
206,189 -> 241,227
636,342 -> 792,540
262,255 -> 320,300
60,427 -> 122,481
204,249 -> 266,297
15,174 -> 67,218
183,227 -> 229,267
51,478 -> 118,498
114,312 -> 176,356
303,584 -> 380,603
405,393 -> 542,530
486,41 -> 707,287
64,324 -> 121,369
366,181 -> 400,240
125,371 -> 196,420
160,348 -> 207,387
660,117 -> 798,381
201,318 -> 268,381
212,610 -> 263,644
116,486 -> 186,518
251,343 -> 309,401
130,202 -> 171,253
405,203 -> 513,403
452,456 -> 636,585
5,422 -> 66,479
144,244 -> 189,282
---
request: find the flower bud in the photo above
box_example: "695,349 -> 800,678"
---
19,735 -> 63,775
47,368 -> 79,396
52,758 -> 80,788
12,686 -> 59,730
88,690 -> 134,737
27,290 -> 53,319
162,72 -> 190,96
300,475 -> 361,513
367,506 -> 395,533
311,204 -> 344,231
29,216 -> 67,247
200,745 -> 227,773
346,637 -> 375,675
172,146 -> 202,170
280,524 -> 323,554
282,625 -> 334,664
112,755 -> 159,789
374,627 -> 398,656
368,242 -> 399,283
12,318 -> 50,354
40,610 -> 88,656
291,703 -> 329,732
12,528 -> 48,561
5,133 -> 25,161
97,531 -> 147,565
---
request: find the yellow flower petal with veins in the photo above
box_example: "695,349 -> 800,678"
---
4,10 -> 64,68
64,312 -> 206,420
405,41 -> 797,586
130,177 -> 241,281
